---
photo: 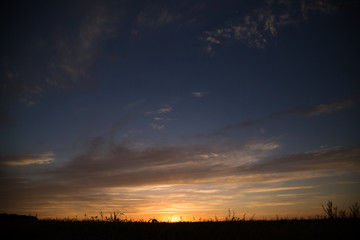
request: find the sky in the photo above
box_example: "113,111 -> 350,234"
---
1,0 -> 360,221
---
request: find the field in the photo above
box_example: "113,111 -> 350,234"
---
1,214 -> 359,240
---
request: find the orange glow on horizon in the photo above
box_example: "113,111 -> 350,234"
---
7,182 -> 359,222
31,207 -> 327,222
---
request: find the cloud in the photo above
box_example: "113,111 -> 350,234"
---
202,0 -> 341,51
2,138 -> 279,190
192,92 -> 208,98
132,5 -> 182,35
1,2 -> 118,111
238,185 -> 314,193
16,139 -> 360,190
124,99 -> 145,110
47,5 -> 117,87
302,98 -> 357,116
0,63 -> 45,108
247,201 -> 297,207
157,104 -> 173,114
217,95 -> 360,132
0,152 -> 54,166
154,117 -> 175,122
3,142 -> 359,206
146,104 -> 173,115
99,144 -> 355,186
136,7 -> 181,28
205,36 -> 220,45
1,130 -> 359,218
301,0 -> 338,19
235,147 -> 360,175
246,142 -> 280,151
145,105 -> 174,129
18,85 -> 44,106
150,123 -> 165,130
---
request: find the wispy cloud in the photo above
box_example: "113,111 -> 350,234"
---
192,92 -> 208,98
1,130 -> 359,218
247,201 -> 297,207
67,144 -> 357,188
47,5 -> 117,87
246,142 -> 280,151
0,62 -> 45,108
8,138 -> 360,191
132,6 -> 182,36
154,117 -> 175,122
1,2 -> 118,110
124,99 -> 145,110
302,98 -> 357,116
157,104 -> 173,114
149,123 -> 165,130
217,95 -> 360,132
236,147 -> 360,175
18,85 -> 44,106
146,104 -> 173,115
0,152 -> 54,166
205,36 -> 220,45
145,104 -> 174,130
136,7 -> 181,28
1,137 -> 280,191
202,0 -> 341,51
238,185 -> 314,193
301,0 -> 338,19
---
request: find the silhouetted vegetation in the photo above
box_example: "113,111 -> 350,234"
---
0,213 -> 38,222
322,201 -> 338,219
1,202 -> 359,240
322,201 -> 360,220
349,203 -> 360,219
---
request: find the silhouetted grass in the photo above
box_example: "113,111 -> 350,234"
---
1,202 -> 360,240
2,217 -> 359,240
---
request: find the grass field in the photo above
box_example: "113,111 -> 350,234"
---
2,215 -> 359,240
2,202 -> 359,239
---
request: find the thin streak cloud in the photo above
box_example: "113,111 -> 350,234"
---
218,95 -> 360,132
10,143 -> 360,191
0,152 -> 54,166
150,123 -> 165,130
145,104 -> 173,115
192,92 -> 208,98
238,186 -> 314,193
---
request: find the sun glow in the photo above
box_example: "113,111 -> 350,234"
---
164,215 -> 183,223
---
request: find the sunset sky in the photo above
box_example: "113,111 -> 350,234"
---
1,0 -> 360,221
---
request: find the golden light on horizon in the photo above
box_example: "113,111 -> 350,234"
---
6,178 -> 359,221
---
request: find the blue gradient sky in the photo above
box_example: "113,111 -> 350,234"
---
1,0 -> 360,220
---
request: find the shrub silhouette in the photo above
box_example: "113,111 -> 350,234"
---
322,201 -> 360,219
148,218 -> 158,223
349,202 -> 360,219
322,201 -> 338,219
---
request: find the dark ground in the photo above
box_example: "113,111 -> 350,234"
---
1,214 -> 359,240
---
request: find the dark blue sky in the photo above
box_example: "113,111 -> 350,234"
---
1,0 -> 360,219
